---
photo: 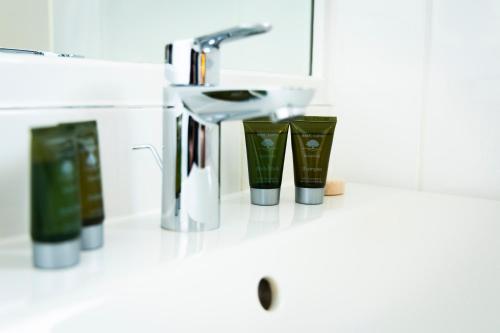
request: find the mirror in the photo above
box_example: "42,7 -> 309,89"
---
0,0 -> 313,75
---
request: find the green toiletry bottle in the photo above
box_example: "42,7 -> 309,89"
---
61,121 -> 105,250
291,116 -> 337,205
31,125 -> 81,269
244,118 -> 289,205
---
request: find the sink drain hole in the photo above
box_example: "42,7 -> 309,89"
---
258,277 -> 278,311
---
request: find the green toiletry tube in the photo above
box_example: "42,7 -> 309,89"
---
243,118 -> 289,205
290,116 -> 337,205
61,121 -> 105,250
31,125 -> 81,269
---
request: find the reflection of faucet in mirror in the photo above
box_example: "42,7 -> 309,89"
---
134,23 -> 314,232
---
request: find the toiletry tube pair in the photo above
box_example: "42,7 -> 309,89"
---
30,121 -> 105,269
243,116 -> 337,206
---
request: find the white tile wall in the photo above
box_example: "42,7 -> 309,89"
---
0,55 -> 163,108
220,121 -> 245,194
421,0 -> 500,199
329,0 -> 427,189
328,0 -> 500,200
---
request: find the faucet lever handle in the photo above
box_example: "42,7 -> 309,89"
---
195,23 -> 271,50
165,23 -> 271,85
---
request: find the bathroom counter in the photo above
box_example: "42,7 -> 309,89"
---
1,183 -> 499,332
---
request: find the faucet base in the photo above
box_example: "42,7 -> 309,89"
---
161,216 -> 220,232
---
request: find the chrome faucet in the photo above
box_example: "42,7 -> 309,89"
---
135,23 -> 314,232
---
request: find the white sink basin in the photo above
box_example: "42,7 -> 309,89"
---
1,184 -> 499,332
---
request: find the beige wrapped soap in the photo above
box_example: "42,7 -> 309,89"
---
325,180 -> 345,196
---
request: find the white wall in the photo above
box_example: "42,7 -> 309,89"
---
328,0 -> 500,200
0,0 -> 51,50
421,0 -> 500,200
51,0 -> 102,58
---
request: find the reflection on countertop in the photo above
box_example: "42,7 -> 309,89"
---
0,184 -> 348,315
0,184 -> 400,304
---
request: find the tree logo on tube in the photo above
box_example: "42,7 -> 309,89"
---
261,138 -> 275,148
306,139 -> 320,149
60,160 -> 75,179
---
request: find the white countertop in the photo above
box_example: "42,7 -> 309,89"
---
0,183 -> 499,332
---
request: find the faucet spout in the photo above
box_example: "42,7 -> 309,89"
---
172,86 -> 314,123
165,23 -> 272,86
